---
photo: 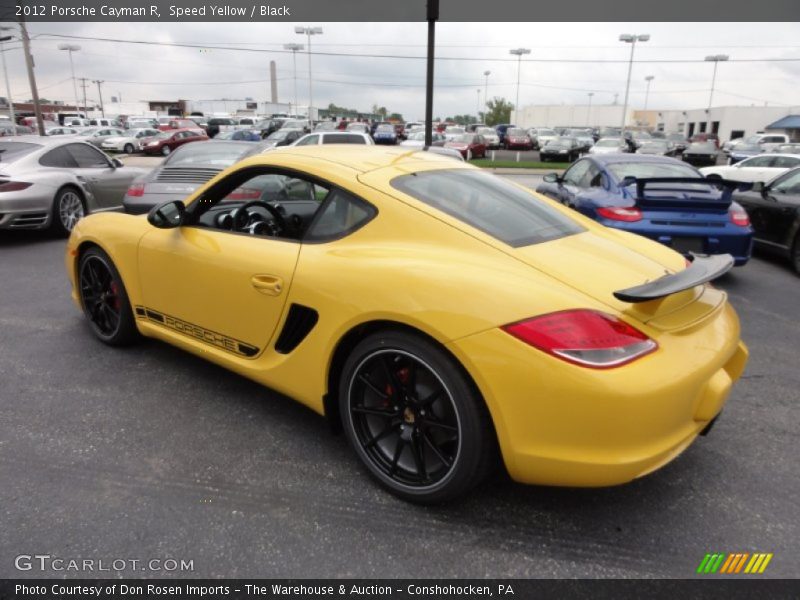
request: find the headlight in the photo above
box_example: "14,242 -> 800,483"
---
148,142 -> 159,146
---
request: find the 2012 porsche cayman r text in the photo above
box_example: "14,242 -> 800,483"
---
65,146 -> 748,503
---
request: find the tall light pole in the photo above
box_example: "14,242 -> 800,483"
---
283,43 -> 303,116
295,26 -> 322,125
587,92 -> 594,127
509,48 -> 530,122
643,75 -> 654,112
483,70 -> 490,109
58,43 -> 81,113
476,88 -> 481,117
618,33 -> 649,140
705,54 -> 729,114
0,28 -> 16,134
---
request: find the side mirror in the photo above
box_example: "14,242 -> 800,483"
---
111,158 -> 123,168
751,182 -> 765,194
147,200 -> 185,229
543,173 -> 561,184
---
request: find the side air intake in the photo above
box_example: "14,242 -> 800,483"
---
274,304 -> 319,354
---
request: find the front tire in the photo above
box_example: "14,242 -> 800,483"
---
51,186 -> 85,237
78,247 -> 139,346
339,330 -> 496,504
123,143 -> 134,154
161,145 -> 171,156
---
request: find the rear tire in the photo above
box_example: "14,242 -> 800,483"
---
78,247 -> 139,346
339,330 -> 496,504
123,143 -> 134,154
50,186 -> 86,237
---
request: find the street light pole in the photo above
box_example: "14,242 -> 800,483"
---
618,33 -> 649,140
283,43 -> 303,117
476,88 -> 481,118
644,75 -> 654,112
705,54 -> 729,114
0,28 -> 16,134
295,26 -> 322,125
58,43 -> 81,114
587,92 -> 594,127
509,48 -> 530,122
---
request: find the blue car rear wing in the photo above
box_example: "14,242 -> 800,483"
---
613,254 -> 733,303
620,176 -> 751,206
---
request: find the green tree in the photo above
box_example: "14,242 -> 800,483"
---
484,97 -> 513,126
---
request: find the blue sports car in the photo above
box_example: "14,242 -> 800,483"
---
535,154 -> 754,265
372,123 -> 398,145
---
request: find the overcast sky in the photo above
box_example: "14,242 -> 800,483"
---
2,21 -> 799,119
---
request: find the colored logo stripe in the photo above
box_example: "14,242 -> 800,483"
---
698,553 -> 773,574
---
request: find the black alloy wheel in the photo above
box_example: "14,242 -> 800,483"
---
78,248 -> 139,345
340,331 -> 496,503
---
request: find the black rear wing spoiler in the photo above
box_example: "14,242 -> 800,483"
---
614,254 -> 733,303
620,176 -> 751,203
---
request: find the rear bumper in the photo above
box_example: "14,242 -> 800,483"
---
0,184 -> 57,230
596,218 -> 754,266
447,302 -> 747,487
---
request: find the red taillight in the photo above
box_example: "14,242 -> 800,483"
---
0,181 -> 32,192
502,309 -> 657,369
597,206 -> 643,222
126,183 -> 145,197
729,206 -> 750,227
226,187 -> 262,201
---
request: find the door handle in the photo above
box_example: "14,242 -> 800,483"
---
251,275 -> 283,296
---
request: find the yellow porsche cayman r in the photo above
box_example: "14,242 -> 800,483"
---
65,146 -> 748,503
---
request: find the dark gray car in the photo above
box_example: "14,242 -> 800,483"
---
123,140 -> 264,215
0,136 -> 146,235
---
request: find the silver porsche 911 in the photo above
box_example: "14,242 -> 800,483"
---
0,136 -> 146,235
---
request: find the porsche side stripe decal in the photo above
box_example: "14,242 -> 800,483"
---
134,305 -> 259,358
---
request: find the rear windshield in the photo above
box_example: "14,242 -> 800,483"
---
165,143 -> 245,167
391,169 -> 584,247
0,141 -> 42,163
608,162 -> 700,180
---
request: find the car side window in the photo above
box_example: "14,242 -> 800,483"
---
297,135 -> 319,146
305,188 -> 376,242
65,143 -> 111,168
562,159 -> 590,186
773,156 -> 800,169
743,156 -> 772,168
772,170 -> 800,194
39,146 -> 79,168
585,163 -> 603,188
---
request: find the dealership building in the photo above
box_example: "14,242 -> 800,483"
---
512,104 -> 800,142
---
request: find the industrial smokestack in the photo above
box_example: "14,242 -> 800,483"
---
270,61 -> 278,104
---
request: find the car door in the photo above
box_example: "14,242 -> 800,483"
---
135,168 -> 313,358
557,159 -> 592,207
64,143 -> 132,210
744,169 -> 800,247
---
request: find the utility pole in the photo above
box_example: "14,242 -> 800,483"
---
424,0 -> 438,147
0,27 -> 16,134
18,19 -> 44,135
93,79 -> 105,117
78,77 -> 89,116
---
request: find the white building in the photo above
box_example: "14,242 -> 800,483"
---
513,103 -> 800,143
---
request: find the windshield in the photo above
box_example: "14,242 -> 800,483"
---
608,161 -> 700,180
596,139 -> 621,147
376,124 -> 394,132
537,129 -> 556,136
0,141 -> 42,163
735,144 -> 762,152
407,131 -> 426,141
545,139 -> 569,147
78,129 -> 98,136
267,130 -> 290,140
391,169 -> 584,247
165,143 -> 246,167
453,134 -> 476,143
667,134 -> 685,141
445,127 -> 465,134
158,117 -> 171,123
476,128 -> 495,136
688,142 -> 716,151
641,141 -> 668,149
507,128 -> 526,136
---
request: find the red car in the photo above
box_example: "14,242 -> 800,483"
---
142,128 -> 208,156
158,118 -> 205,135
504,127 -> 533,150
444,133 -> 487,159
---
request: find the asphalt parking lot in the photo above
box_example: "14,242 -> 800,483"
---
0,211 -> 797,578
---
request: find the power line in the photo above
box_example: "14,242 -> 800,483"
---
30,32 -> 800,64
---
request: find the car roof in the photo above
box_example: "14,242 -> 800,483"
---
1,135 -> 83,147
589,153 -> 687,166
